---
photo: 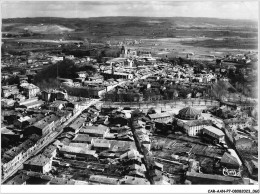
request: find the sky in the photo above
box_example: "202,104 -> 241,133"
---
1,1 -> 259,20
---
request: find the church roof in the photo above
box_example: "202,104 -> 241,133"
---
179,106 -> 201,118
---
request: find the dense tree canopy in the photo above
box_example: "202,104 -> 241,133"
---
37,59 -> 96,80
33,59 -> 97,90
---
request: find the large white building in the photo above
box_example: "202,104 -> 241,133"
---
177,119 -> 212,136
176,107 -> 212,136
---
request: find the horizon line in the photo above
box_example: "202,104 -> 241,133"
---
3,16 -> 258,22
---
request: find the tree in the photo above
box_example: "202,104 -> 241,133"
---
179,57 -> 183,66
2,76 -> 19,86
211,81 -> 229,101
228,87 -> 237,93
34,59 -> 75,83
131,109 -> 142,119
147,107 -> 156,114
34,59 -> 97,90
216,59 -> 222,66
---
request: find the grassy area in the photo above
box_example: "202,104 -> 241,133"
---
181,38 -> 257,50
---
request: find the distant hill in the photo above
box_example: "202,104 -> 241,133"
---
2,17 -> 257,50
3,16 -> 257,26
2,17 -> 257,35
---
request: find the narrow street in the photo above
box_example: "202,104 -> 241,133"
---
129,117 -> 154,185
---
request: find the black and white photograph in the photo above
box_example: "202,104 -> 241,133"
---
1,0 -> 259,193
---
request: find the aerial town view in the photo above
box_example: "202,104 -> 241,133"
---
1,1 -> 259,189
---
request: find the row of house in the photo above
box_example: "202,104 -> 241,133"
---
1,134 -> 41,179
25,114 -> 61,137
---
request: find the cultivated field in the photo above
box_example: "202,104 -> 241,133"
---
2,17 -> 258,56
